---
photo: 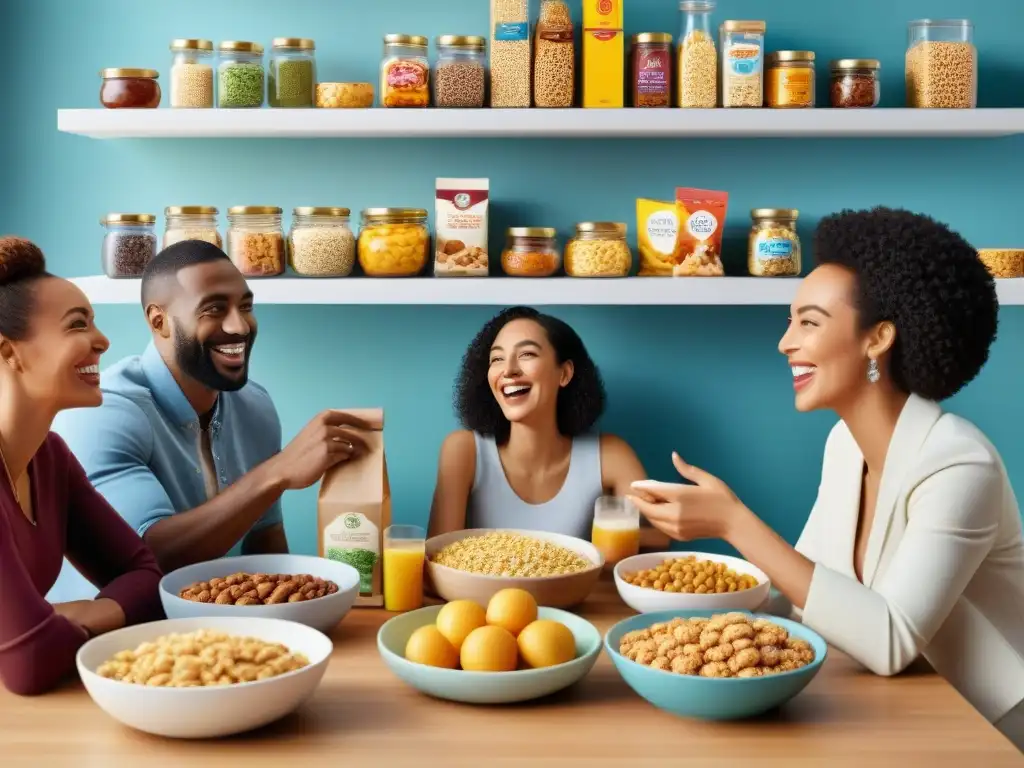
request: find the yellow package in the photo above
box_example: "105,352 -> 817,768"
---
583,0 -> 624,29
583,0 -> 624,108
637,198 -> 679,276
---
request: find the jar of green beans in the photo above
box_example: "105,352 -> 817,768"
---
269,38 -> 316,108
217,41 -> 265,108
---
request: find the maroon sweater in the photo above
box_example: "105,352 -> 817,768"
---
0,433 -> 164,695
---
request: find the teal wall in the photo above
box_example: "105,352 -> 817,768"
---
2,0 -> 1022,555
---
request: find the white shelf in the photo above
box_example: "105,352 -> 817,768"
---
69,275 -> 1024,306
56,108 -> 1024,139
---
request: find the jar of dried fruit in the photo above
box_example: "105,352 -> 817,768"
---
164,206 -> 222,250
101,214 -> 157,278
830,59 -> 881,108
289,207 -> 356,277
226,206 -> 285,277
99,68 -> 161,109
678,1 -> 717,108
564,223 -> 633,277
380,35 -> 430,108
905,19 -> 976,109
748,209 -> 801,277
501,228 -> 561,277
269,38 -> 317,108
169,39 -> 214,108
434,36 -> 487,108
358,208 -> 430,277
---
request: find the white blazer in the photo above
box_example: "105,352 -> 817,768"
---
791,393 -> 1024,723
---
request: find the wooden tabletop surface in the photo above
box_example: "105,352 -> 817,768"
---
3,576 -> 1022,767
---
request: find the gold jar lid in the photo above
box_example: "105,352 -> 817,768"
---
102,213 -> 157,225
218,41 -> 264,53
228,206 -> 282,215
384,34 -> 428,48
170,39 -> 213,51
720,20 -> 767,34
632,33 -> 673,45
272,38 -> 316,50
362,207 -> 428,220
575,222 -> 628,234
766,51 -> 815,65
508,227 -> 557,238
751,208 -> 799,220
100,68 -> 159,79
830,58 -> 881,71
165,206 -> 218,216
437,35 -> 486,49
294,207 -> 351,217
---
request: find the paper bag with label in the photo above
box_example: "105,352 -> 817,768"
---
317,408 -> 389,608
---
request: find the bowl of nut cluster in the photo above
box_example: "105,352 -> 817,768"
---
159,554 -> 361,633
77,616 -> 333,738
425,528 -> 604,608
614,552 -> 771,614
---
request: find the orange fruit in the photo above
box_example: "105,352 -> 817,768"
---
435,600 -> 488,651
459,625 -> 519,672
517,620 -> 576,669
404,625 -> 458,669
485,588 -> 538,637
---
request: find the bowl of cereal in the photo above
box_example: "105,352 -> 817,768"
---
76,616 -> 333,739
425,528 -> 604,608
614,552 -> 770,614
604,610 -> 827,720
159,554 -> 361,633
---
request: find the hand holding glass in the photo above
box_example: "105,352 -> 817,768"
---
591,496 -> 640,565
383,524 -> 425,612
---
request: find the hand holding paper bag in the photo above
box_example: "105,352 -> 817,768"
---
270,409 -> 382,491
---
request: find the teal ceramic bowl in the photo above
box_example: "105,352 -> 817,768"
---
604,609 -> 827,720
378,605 -> 601,704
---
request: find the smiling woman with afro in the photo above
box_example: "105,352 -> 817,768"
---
625,208 -> 1024,748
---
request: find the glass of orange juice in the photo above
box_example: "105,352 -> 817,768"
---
591,496 -> 640,566
383,524 -> 426,613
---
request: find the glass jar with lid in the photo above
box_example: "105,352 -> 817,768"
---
748,209 -> 801,277
380,35 -> 430,108
564,223 -> 633,278
169,39 -> 214,108
226,206 -> 285,277
830,59 -> 881,107
434,36 -> 487,108
765,51 -> 815,108
101,214 -> 157,278
99,69 -> 161,109
632,33 -> 673,108
905,19 -> 976,108
269,38 -> 316,108
720,20 -> 766,107
289,207 -> 356,277
358,208 -> 430,276
217,41 -> 265,108
501,228 -> 561,277
163,206 -> 221,250
678,1 -> 717,108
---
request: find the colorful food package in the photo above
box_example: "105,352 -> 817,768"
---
381,52 -> 429,108
582,0 -> 624,108
672,188 -> 728,277
318,408 -> 390,607
637,198 -> 680,276
434,178 -> 489,276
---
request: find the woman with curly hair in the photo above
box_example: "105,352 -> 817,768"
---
629,208 -> 1024,747
0,237 -> 163,696
429,306 -> 668,551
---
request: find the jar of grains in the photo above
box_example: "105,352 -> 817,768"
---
226,207 -> 285,277
380,35 -> 430,108
830,59 -> 881,108
720,20 -> 765,107
217,41 -> 265,108
490,0 -> 531,107
765,51 -> 815,108
434,36 -> 487,108
169,39 -> 214,108
288,207 -> 356,277
164,206 -> 222,250
748,209 -> 801,277
501,228 -> 561,277
678,1 -> 717,108
905,19 -> 976,109
99,68 -> 161,109
358,208 -> 430,277
565,223 -> 633,278
101,214 -> 157,278
632,33 -> 673,107
269,38 -> 316,108
534,0 -> 574,108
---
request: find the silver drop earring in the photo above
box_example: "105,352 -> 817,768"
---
867,358 -> 880,384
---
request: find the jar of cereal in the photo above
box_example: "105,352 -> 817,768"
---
164,206 -> 221,250
289,207 -> 356,277
226,206 -> 285,277
720,20 -> 765,107
564,223 -> 633,277
358,208 -> 430,277
748,209 -> 801,277
169,39 -> 214,108
905,19 -> 976,109
101,214 -> 157,278
501,228 -> 561,277
434,36 -> 487,108
380,35 -> 430,108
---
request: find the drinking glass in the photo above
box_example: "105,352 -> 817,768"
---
591,496 -> 641,566
383,524 -> 426,612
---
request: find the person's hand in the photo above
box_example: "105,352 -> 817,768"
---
271,410 -> 380,491
626,453 -> 744,542
53,599 -> 125,637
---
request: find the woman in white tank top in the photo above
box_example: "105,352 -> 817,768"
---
428,306 -> 668,550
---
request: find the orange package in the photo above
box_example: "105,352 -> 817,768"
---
673,188 -> 728,277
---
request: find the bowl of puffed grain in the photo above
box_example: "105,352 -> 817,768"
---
425,528 -> 604,608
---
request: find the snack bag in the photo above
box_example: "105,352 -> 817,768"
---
672,188 -> 728,277
637,198 -> 680,276
317,408 -> 390,607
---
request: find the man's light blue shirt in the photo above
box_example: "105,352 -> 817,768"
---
47,341 -> 283,601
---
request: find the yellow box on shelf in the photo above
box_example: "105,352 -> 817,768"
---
583,0 -> 624,108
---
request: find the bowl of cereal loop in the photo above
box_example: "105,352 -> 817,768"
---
76,616 -> 333,738
425,528 -> 604,608
604,609 -> 827,720
614,552 -> 771,613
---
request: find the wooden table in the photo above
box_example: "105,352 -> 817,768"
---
3,578 -> 1022,767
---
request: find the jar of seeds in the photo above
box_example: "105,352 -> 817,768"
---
269,38 -> 316,108
748,209 -> 801,277
102,214 -> 157,278
434,36 -> 487,108
227,206 -> 285,276
217,41 -> 265,108
169,39 -> 214,108
164,206 -> 222,250
288,207 -> 356,277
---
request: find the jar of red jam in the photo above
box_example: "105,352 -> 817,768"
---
99,68 -> 161,108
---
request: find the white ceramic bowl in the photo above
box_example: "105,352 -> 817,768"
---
159,554 -> 360,633
77,616 -> 333,739
613,551 -> 771,613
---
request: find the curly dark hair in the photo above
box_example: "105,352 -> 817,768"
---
814,206 -> 998,401
454,306 -> 606,443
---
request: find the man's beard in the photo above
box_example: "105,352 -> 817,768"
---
173,325 -> 254,392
